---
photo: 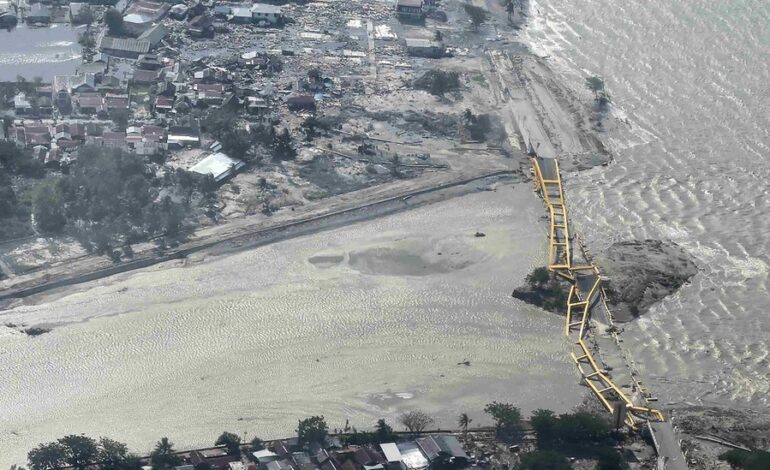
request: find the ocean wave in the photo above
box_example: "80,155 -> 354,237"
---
521,0 -> 770,407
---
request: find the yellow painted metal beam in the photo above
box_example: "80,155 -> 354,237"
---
530,158 -> 666,429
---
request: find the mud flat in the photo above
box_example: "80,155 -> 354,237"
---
598,240 -> 699,322
0,184 -> 586,467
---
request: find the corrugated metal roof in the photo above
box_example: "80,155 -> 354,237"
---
189,152 -> 244,181
251,3 -> 281,14
379,444 -> 402,463
99,35 -> 151,54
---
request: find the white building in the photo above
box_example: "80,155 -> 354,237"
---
189,152 -> 245,182
250,3 -> 282,24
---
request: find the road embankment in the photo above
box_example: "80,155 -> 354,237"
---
0,170 -> 517,304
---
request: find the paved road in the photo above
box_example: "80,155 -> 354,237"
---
650,421 -> 688,470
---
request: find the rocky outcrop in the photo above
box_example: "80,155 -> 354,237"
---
598,240 -> 698,322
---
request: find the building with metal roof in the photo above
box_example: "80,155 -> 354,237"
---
189,152 -> 244,182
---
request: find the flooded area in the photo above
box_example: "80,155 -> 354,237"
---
0,24 -> 81,81
0,184 -> 585,466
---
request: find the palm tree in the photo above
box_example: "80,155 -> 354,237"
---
150,438 -> 180,470
457,413 -> 472,443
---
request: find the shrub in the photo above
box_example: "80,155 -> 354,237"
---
414,69 -> 461,96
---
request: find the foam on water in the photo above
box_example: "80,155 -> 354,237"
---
522,0 -> 770,407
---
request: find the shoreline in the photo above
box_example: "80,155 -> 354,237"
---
516,1 -> 770,465
0,182 -> 584,465
0,168 -> 519,309
2,0 -> 765,465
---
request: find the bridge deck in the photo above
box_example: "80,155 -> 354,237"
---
531,157 -> 667,428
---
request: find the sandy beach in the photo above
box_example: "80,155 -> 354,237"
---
0,183 -> 586,466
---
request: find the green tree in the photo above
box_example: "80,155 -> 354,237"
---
272,128 -> 296,160
555,412 -> 610,444
204,108 -> 252,160
58,435 -> 98,470
530,409 -> 557,447
308,68 -> 322,83
375,419 -> 396,443
104,8 -> 123,35
595,447 -> 628,470
457,413 -> 472,441
0,170 -> 17,218
431,452 -> 465,470
31,178 -> 67,234
719,449 -> 770,470
98,437 -> 130,469
0,140 -> 43,176
27,442 -> 67,470
414,69 -> 460,96
463,4 -> 489,31
117,455 -> 144,470
585,76 -> 605,100
586,76 -> 611,108
515,450 -> 571,470
100,448 -> 142,470
526,267 -> 551,288
215,431 -> 242,456
250,437 -> 265,451
484,402 -> 522,441
110,108 -> 129,131
150,437 -> 181,470
297,416 -> 328,445
399,410 -> 434,433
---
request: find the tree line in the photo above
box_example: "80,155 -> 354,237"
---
27,145 -> 216,259
25,405 -> 631,470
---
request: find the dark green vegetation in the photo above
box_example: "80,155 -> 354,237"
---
484,402 -> 523,442
27,145 -> 215,259
515,450 -> 571,470
0,139 -> 45,240
340,419 -> 398,446
297,415 -> 329,445
25,409 -> 632,470
525,410 -> 628,470
461,109 -> 493,141
249,437 -> 266,452
463,4 -> 489,31
215,432 -> 242,456
27,435 -> 142,470
1,139 -> 218,252
414,69 -> 461,96
204,108 -> 296,161
586,76 -> 611,110
104,8 -> 124,35
149,438 -> 181,469
511,267 -> 570,313
719,449 -> 770,470
0,78 -> 43,113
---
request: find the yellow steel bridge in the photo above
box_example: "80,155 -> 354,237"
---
531,156 -> 665,428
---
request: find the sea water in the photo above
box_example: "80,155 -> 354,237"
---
522,0 -> 770,407
0,24 -> 81,81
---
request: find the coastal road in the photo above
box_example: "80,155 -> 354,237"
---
649,421 -> 689,470
488,50 -> 557,159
